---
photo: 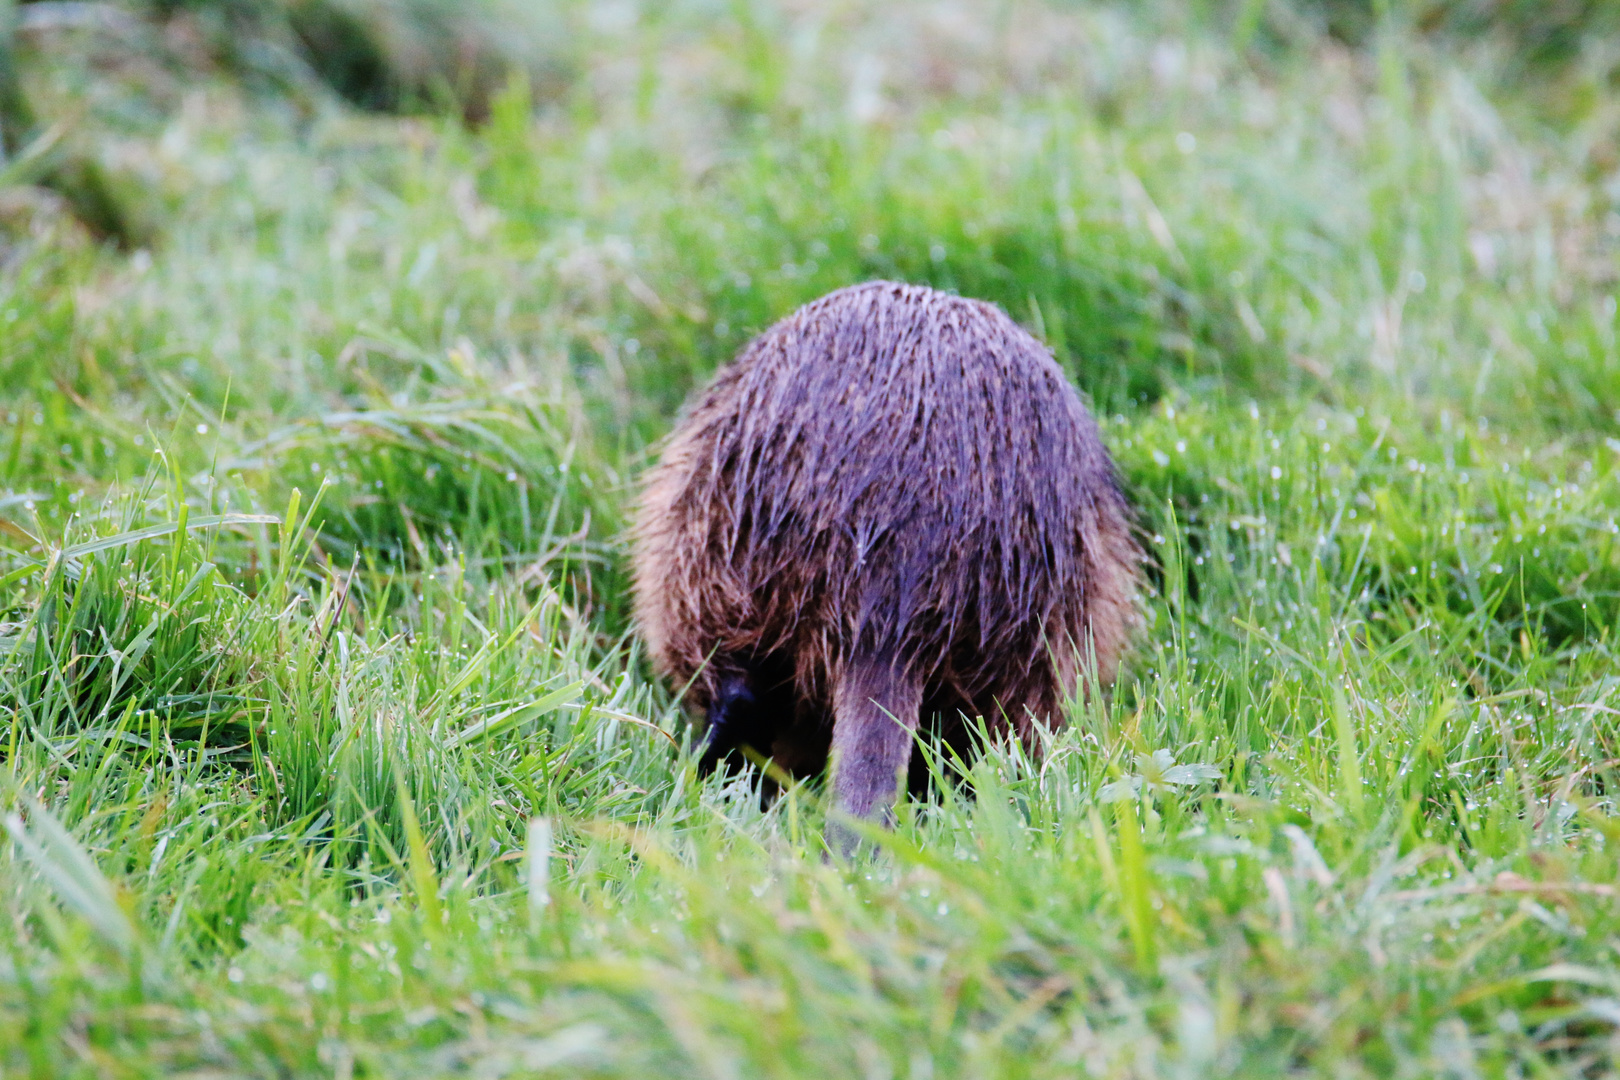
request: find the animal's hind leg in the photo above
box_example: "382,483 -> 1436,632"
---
827,651 -> 923,855
697,670 -> 760,776
696,656 -> 797,785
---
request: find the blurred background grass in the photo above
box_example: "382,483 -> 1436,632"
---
3,0 -> 1620,1076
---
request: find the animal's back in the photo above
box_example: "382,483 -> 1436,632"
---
633,281 -> 1138,843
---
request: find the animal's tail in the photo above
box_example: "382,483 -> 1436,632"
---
827,650 -> 922,857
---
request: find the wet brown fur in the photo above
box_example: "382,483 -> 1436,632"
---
632,281 -> 1140,844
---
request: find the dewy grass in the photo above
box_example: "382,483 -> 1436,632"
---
3,1 -> 1620,1075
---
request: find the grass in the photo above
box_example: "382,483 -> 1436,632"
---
4,0 -> 1620,1075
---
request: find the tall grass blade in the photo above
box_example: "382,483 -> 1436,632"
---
61,514 -> 279,560
394,777 -> 443,941
1113,796 -> 1157,974
4,797 -> 137,957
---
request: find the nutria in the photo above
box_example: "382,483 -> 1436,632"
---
632,281 -> 1139,850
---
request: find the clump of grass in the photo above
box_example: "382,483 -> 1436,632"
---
274,0 -> 577,118
1120,399 -> 1620,652
232,359 -> 617,575
0,481 -> 278,751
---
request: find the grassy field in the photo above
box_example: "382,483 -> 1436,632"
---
4,0 -> 1620,1075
